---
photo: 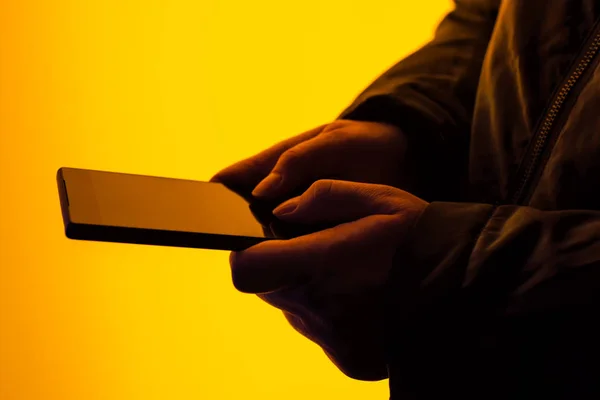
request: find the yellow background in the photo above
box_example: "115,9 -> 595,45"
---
0,1 -> 451,399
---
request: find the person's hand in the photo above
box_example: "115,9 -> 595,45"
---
210,120 -> 414,202
229,179 -> 429,381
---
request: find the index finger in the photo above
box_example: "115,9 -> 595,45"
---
229,228 -> 332,294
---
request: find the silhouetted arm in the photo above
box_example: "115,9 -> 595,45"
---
387,202 -> 600,397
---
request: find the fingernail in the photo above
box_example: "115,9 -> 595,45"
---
273,198 -> 299,216
252,173 -> 282,197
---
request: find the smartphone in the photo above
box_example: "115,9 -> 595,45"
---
57,167 -> 323,251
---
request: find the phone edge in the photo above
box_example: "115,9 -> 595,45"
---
65,223 -> 269,251
56,167 -> 73,238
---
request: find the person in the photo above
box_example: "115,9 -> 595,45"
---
211,1 -> 600,398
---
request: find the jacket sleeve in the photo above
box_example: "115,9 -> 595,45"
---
386,202 -> 600,396
339,0 -> 501,201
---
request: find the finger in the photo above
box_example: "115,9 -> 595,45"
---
272,179 -> 408,224
229,214 -> 399,294
251,127 -> 346,199
209,124 -> 327,194
229,231 -> 328,294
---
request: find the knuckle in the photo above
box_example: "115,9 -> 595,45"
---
321,128 -> 346,142
322,120 -> 347,132
374,184 -> 397,198
277,147 -> 303,169
311,179 -> 335,201
373,185 -> 406,213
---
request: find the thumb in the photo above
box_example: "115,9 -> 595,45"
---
272,179 -> 406,224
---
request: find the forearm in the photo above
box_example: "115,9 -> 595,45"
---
394,203 -> 600,314
386,202 -> 600,396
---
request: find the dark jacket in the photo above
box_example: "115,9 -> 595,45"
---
340,1 -> 600,398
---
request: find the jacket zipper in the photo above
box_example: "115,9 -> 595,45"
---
510,30 -> 600,205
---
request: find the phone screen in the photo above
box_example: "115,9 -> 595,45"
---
60,167 -> 277,241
